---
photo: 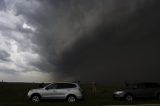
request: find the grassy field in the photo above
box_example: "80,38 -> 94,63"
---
0,82 -> 160,106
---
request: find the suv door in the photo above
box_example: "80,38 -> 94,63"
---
42,83 -> 57,99
131,84 -> 148,98
132,83 -> 159,98
53,83 -> 71,99
145,83 -> 160,97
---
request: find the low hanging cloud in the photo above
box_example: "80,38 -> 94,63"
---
0,49 -> 10,62
0,0 -> 160,83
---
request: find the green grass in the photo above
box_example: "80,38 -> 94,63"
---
0,82 -> 160,106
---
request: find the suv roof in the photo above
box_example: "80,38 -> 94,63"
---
127,82 -> 160,88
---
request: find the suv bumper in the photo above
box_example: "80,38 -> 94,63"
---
113,94 -> 125,100
77,95 -> 83,99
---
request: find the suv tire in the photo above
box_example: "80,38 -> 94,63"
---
31,94 -> 41,103
67,95 -> 76,103
125,94 -> 133,102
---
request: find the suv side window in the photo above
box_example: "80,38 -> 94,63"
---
146,83 -> 160,88
56,83 -> 65,89
56,83 -> 77,89
65,83 -> 77,88
137,84 -> 146,89
46,84 -> 57,90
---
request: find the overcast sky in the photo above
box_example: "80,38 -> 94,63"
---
0,0 -> 160,83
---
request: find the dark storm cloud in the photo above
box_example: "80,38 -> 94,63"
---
58,1 -> 160,83
15,0 -> 160,83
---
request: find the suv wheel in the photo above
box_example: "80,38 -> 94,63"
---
67,95 -> 76,103
31,95 -> 40,103
125,94 -> 133,102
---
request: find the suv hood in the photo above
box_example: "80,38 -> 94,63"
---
30,88 -> 43,91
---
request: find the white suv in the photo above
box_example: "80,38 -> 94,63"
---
27,82 -> 83,103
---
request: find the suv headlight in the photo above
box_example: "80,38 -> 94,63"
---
114,91 -> 124,95
27,90 -> 33,96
